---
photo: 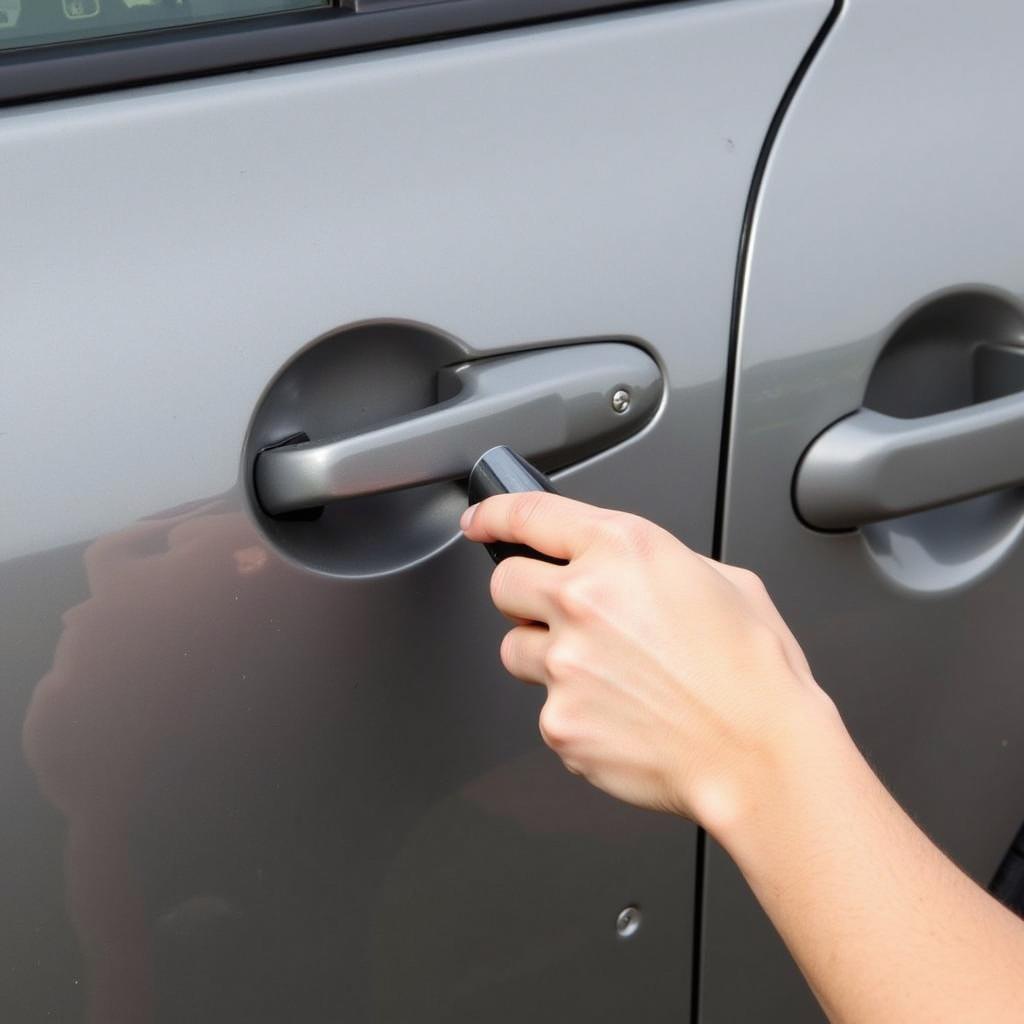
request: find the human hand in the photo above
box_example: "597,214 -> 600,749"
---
461,492 -> 841,837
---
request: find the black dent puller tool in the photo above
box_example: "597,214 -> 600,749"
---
466,446 -> 567,565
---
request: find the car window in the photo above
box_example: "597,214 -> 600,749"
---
0,0 -> 328,51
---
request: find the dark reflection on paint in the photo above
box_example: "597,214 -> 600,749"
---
16,497 -> 547,1023
18,495 -> 690,1024
21,500 -> 370,1023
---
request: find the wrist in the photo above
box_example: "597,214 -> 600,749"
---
689,683 -> 854,860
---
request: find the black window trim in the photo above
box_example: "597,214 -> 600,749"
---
0,0 -> 679,109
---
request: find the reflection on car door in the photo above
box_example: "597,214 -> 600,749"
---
0,1 -> 829,1020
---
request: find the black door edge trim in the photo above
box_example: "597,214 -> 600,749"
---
0,0 -> 680,109
696,2 -> 845,1021
712,0 -> 845,564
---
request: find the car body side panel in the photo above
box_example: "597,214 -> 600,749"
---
704,1 -> 1024,1019
0,2 -> 829,1021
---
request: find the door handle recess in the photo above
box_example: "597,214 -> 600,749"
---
254,342 -> 662,516
795,392 -> 1024,530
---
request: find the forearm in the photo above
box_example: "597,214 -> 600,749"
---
460,494 -> 1024,1022
711,696 -> 1024,1024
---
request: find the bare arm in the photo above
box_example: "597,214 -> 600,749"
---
461,492 -> 1024,1024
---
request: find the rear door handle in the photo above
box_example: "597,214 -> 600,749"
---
794,391 -> 1024,530
253,342 -> 662,516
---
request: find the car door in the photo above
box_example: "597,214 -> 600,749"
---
0,1 -> 830,1021
702,0 -> 1024,1019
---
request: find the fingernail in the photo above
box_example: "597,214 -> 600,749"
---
460,505 -> 478,531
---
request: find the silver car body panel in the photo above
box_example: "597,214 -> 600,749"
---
0,2 -> 828,1020
705,0 -> 1024,1019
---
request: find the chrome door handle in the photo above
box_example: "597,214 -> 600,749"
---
253,342 -> 662,516
794,391 -> 1024,530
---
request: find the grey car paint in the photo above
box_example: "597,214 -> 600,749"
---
703,0 -> 1024,1020
0,2 -> 828,1021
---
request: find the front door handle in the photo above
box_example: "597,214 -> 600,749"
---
253,342 -> 662,516
795,391 -> 1024,530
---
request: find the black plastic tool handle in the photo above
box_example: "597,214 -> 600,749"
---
466,446 -> 567,565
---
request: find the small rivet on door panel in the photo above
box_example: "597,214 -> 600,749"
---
611,389 -> 631,414
616,905 -> 641,938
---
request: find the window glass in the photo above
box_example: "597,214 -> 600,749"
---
0,0 -> 329,51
